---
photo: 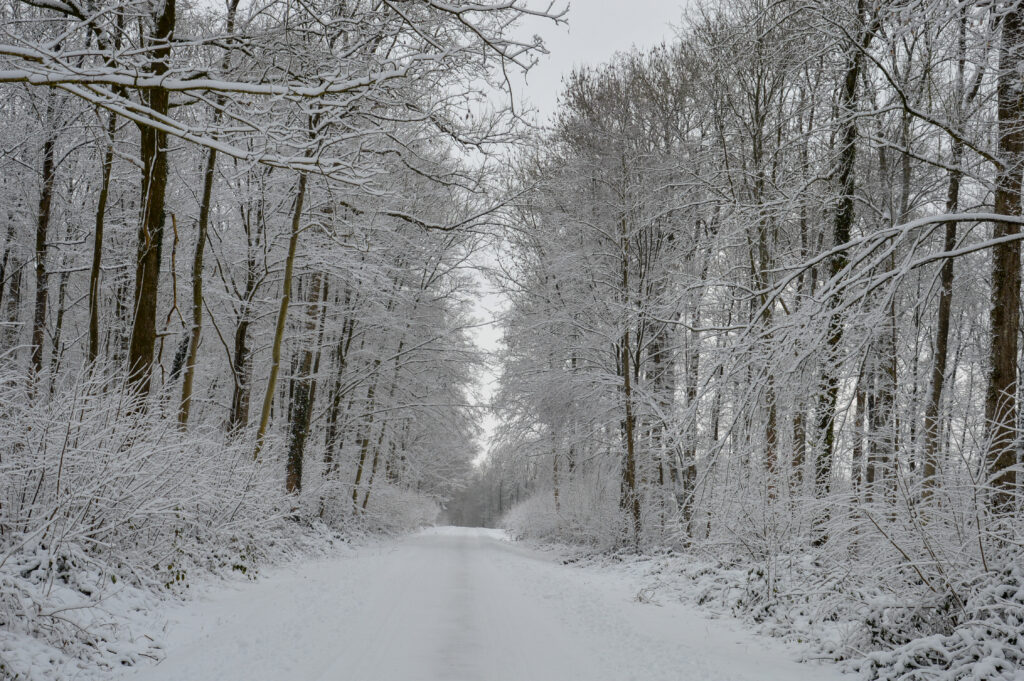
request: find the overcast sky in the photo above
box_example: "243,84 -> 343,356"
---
512,1 -> 687,123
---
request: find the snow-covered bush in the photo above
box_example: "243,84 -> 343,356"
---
502,492 -> 561,541
357,483 -> 442,534
0,369 -> 298,677
502,471 -> 622,549
857,553 -> 1024,681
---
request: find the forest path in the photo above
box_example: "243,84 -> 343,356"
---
126,527 -> 842,681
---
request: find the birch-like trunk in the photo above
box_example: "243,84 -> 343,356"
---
253,171 -> 306,460
179,0 -> 240,428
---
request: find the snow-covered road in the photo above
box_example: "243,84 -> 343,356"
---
127,527 -> 843,681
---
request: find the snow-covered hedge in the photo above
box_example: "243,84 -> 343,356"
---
0,363 -> 455,679
0,376 -> 257,675
856,555 -> 1024,681
502,472 -> 622,549
0,370 -> 330,679
312,480 -> 441,535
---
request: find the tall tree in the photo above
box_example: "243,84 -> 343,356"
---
986,3 -> 1024,512
29,89 -> 56,381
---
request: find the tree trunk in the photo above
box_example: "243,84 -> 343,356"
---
286,274 -> 326,494
618,212 -> 641,549
792,111 -> 814,499
552,453 -> 561,514
620,335 -> 641,547
922,10 -> 984,503
986,5 -> 1024,512
792,403 -> 806,495
89,113 -> 117,365
866,335 -> 897,506
813,0 -> 874,542
227,214 -> 263,433
178,0 -> 239,428
323,309 -> 355,472
923,146 -> 963,501
2,252 -> 22,355
30,92 -> 57,381
177,149 -> 214,427
679,307 -> 701,529
852,366 -> 866,495
228,308 -> 253,432
363,331 -> 411,510
757,228 -> 778,491
361,422 -> 387,511
351,361 -> 381,510
0,222 -> 13,318
253,171 -> 307,460
864,110 -> 909,506
127,0 -> 176,398
48,268 -> 68,387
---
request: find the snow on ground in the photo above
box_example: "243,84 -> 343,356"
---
123,526 -> 844,681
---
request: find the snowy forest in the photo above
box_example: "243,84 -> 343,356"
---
1,0 -> 1024,679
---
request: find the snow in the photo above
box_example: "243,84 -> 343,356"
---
124,526 -> 845,681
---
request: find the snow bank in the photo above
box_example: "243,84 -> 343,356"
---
502,483 -> 1024,681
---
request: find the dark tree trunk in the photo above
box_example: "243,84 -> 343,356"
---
49,268 -> 68,386
924,8 -> 986,504
323,309 -> 355,472
228,311 -> 252,432
792,404 -> 806,495
351,361 -> 381,510
30,94 -> 57,381
227,216 -> 262,433
986,5 -> 1024,512
178,144 -> 216,427
362,332 -> 409,510
89,113 -> 117,365
620,335 -> 641,548
618,213 -> 641,549
813,0 -> 874,542
852,367 -> 866,495
127,0 -> 176,398
3,255 -> 22,355
923,147 -> 962,501
0,222 -> 13,318
286,275 -> 327,494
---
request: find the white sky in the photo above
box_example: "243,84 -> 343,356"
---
512,1 -> 687,123
470,1 -> 687,465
